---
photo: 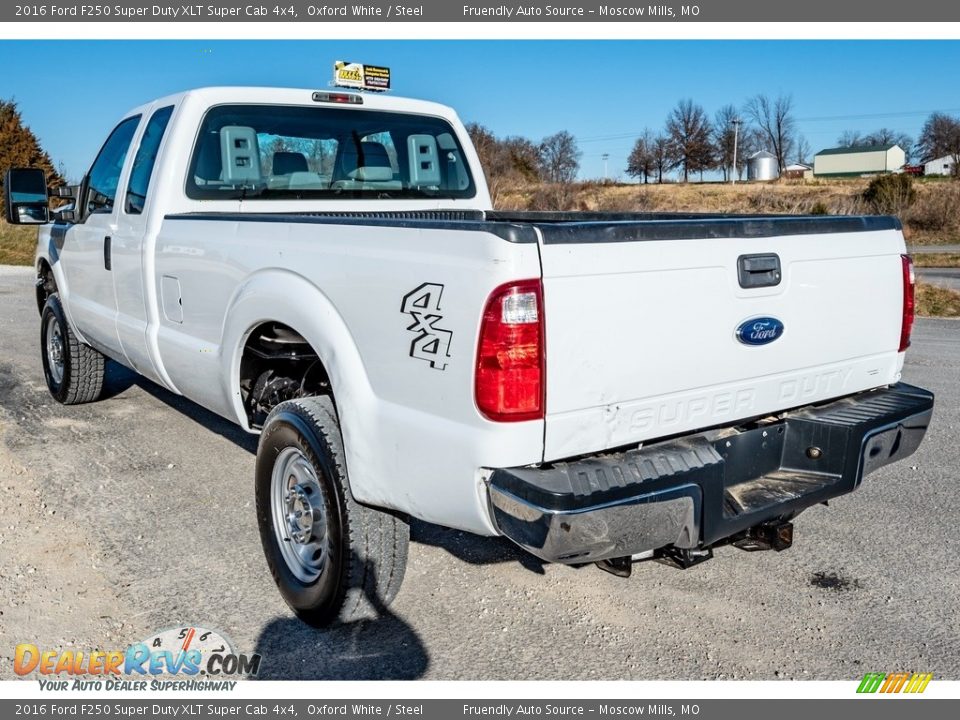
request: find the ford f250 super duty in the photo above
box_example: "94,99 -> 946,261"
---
4,86 -> 934,626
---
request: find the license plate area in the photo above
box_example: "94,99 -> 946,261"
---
710,420 -> 846,524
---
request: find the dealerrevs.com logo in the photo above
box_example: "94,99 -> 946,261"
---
14,626 -> 261,691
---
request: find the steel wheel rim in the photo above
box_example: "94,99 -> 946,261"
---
271,446 -> 331,583
45,314 -> 65,385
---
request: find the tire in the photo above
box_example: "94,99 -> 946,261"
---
40,294 -> 105,405
255,396 -> 409,627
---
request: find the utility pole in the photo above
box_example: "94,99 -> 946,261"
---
601,153 -> 609,181
731,118 -> 742,185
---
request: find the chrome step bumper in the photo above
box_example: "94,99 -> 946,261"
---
487,383 -> 934,563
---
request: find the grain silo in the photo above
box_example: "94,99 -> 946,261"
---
747,151 -> 778,181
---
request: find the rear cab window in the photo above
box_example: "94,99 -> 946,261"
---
185,104 -> 475,200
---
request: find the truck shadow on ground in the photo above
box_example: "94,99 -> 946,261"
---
251,555 -> 430,680
102,360 -> 258,453
411,520 -> 548,575
106,360 -> 550,572
103,361 -> 548,578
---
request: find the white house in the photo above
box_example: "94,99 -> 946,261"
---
923,154 -> 957,176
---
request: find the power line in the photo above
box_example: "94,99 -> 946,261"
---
575,107 -> 960,144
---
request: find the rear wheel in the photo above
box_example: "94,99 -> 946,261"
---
40,295 -> 105,405
255,396 -> 409,627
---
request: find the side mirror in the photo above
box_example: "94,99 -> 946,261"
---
4,168 -> 50,225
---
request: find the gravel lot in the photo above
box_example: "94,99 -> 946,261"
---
0,265 -> 958,681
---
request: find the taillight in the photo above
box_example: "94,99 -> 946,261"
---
899,254 -> 915,352
475,279 -> 545,422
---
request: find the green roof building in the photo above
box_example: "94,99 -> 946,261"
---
813,144 -> 905,177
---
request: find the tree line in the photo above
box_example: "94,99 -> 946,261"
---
626,100 -> 960,182
471,97 -> 960,189
2,94 -> 959,219
627,94 -> 809,183
0,99 -> 64,215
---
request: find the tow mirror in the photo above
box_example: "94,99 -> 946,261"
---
4,168 -> 50,225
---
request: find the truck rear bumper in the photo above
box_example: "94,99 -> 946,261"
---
487,383 -> 934,563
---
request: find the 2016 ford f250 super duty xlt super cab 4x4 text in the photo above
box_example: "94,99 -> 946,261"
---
4,86 -> 934,626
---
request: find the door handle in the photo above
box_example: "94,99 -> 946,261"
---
737,253 -> 780,289
103,236 -> 112,271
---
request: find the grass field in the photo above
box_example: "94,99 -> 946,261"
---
917,282 -> 960,317
913,253 -> 960,268
0,222 -> 37,266
498,177 -> 960,246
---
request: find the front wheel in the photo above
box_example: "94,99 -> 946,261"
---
255,396 -> 409,627
40,294 -> 105,405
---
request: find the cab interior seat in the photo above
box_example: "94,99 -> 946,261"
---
332,141 -> 402,191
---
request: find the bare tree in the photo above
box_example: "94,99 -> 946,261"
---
713,104 -> 739,181
735,127 -> 763,181
917,112 -> 960,175
626,129 -> 656,184
652,134 -> 671,184
743,93 -> 796,172
837,129 -> 864,148
794,136 -> 811,165
539,130 -> 581,185
866,128 -> 913,162
466,123 -> 544,205
466,122 -> 505,203
502,136 -> 543,181
665,99 -> 714,183
837,127 -> 913,161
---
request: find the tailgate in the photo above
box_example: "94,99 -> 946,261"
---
536,216 -> 908,461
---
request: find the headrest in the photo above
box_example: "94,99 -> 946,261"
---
342,141 -> 394,181
273,151 -> 308,175
349,166 -> 394,181
194,133 -> 223,181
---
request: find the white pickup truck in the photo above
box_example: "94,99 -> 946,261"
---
4,86 -> 934,627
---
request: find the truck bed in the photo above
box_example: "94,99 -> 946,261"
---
166,209 -> 907,462
167,208 -> 900,243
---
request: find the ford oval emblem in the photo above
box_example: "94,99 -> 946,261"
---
736,316 -> 785,346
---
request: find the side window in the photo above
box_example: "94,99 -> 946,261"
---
126,106 -> 174,215
86,115 -> 140,215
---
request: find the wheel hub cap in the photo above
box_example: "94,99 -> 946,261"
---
270,447 -> 330,583
45,315 -> 65,385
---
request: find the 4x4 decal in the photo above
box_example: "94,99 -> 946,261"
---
400,283 -> 453,370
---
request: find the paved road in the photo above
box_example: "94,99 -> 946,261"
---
918,267 -> 960,292
1,265 -> 958,681
909,244 -> 960,254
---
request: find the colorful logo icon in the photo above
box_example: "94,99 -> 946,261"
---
857,672 -> 933,694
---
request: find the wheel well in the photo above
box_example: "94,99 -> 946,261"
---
36,259 -> 56,314
239,322 -> 331,429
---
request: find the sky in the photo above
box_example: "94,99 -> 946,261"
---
2,40 -> 959,181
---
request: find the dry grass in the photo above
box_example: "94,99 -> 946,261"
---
913,253 -> 960,268
499,177 -> 960,245
916,282 -> 960,317
0,222 -> 37,266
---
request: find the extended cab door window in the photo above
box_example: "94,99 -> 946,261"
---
84,115 -> 140,217
126,105 -> 174,215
